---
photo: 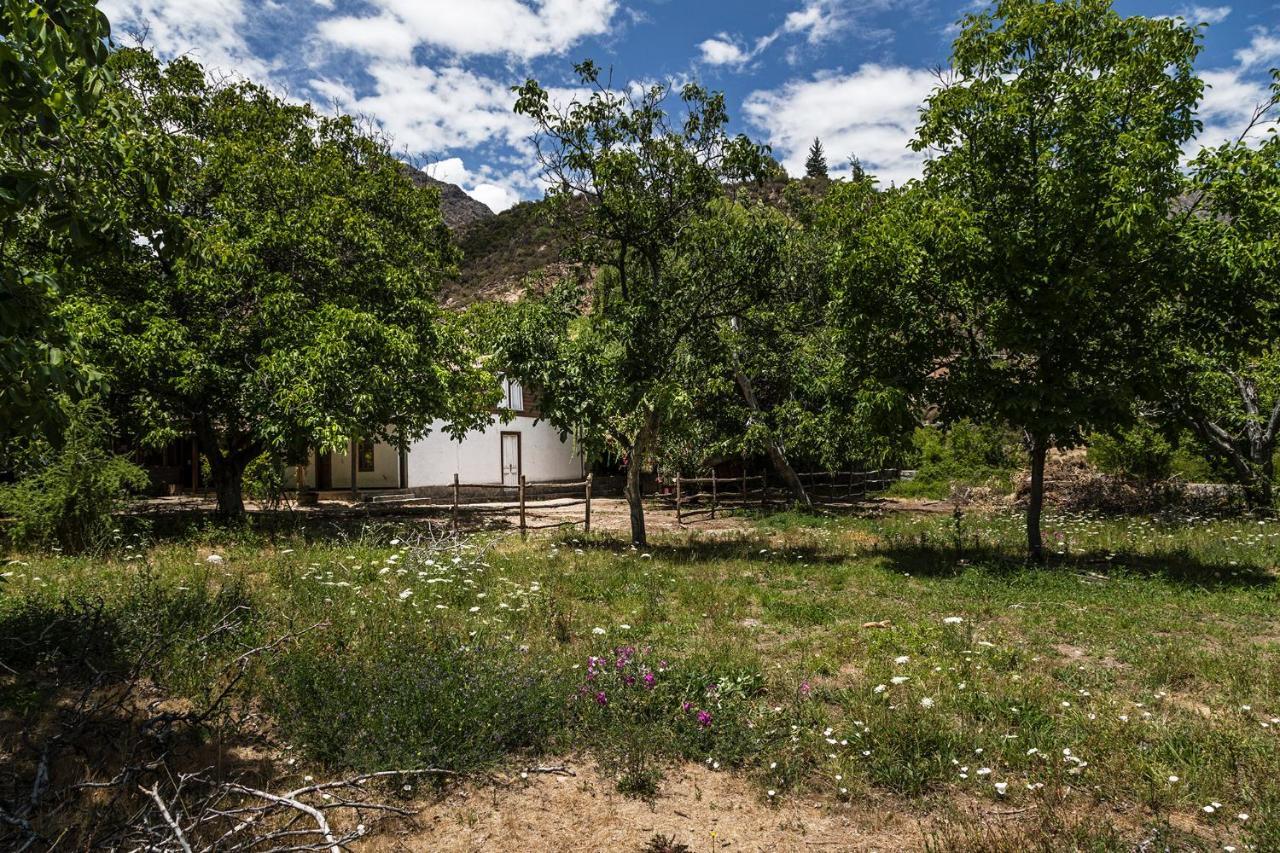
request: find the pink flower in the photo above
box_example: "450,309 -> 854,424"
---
682,701 -> 693,712
643,672 -> 656,689
800,681 -> 812,696
696,710 -> 712,728
595,691 -> 608,706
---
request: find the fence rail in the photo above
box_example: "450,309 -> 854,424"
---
664,468 -> 900,524
451,473 -> 593,535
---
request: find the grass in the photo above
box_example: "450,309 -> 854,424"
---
3,507 -> 1279,849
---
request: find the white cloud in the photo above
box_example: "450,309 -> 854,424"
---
311,62 -> 532,154
1165,5 -> 1232,25
1234,27 -> 1280,68
783,0 -> 851,45
743,64 -> 936,185
315,13 -> 415,59
425,157 -> 524,212
1189,27 -> 1280,150
100,0 -> 275,81
699,0 -> 896,73
318,0 -> 618,61
699,36 -> 751,67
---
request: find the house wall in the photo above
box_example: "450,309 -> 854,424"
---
407,416 -> 582,487
291,441 -> 402,490
285,381 -> 580,492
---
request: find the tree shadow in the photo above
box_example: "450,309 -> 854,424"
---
869,542 -> 1276,590
556,530 -> 848,566
0,593 -> 282,850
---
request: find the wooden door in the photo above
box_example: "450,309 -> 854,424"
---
316,451 -> 332,490
501,432 -> 521,487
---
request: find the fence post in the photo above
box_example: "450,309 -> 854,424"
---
760,470 -> 768,509
584,473 -> 593,533
452,472 -> 459,532
519,474 -> 527,537
675,474 -> 683,525
710,469 -> 717,519
741,471 -> 748,505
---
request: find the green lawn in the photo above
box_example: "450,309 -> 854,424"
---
3,507 -> 1278,849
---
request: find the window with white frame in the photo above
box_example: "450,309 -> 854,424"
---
504,377 -> 524,413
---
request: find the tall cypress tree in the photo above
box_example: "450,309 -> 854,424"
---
804,137 -> 828,179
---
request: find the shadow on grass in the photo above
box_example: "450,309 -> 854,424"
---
870,542 -> 1276,590
557,530 -> 848,566
0,593 -> 283,851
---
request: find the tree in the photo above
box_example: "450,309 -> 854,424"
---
76,51 -> 495,517
1157,74 -> 1280,508
902,0 -> 1202,559
507,62 -> 768,545
669,182 -> 915,502
847,156 -> 866,183
1,0 -> 116,448
804,137 -> 827,180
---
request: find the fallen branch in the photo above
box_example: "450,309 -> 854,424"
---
141,783 -> 193,853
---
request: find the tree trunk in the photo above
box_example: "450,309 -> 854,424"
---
210,454 -> 246,519
1247,453 -> 1274,511
1027,436 -> 1048,563
733,367 -> 809,506
623,410 -> 659,547
624,452 -> 646,547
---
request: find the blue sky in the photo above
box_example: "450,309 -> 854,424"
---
100,0 -> 1279,211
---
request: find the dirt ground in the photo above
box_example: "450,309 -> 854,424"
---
363,759 -> 1011,852
131,494 -> 953,537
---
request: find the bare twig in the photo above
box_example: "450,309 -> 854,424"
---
140,783 -> 193,853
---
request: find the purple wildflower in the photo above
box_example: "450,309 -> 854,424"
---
595,691 -> 608,706
696,709 -> 712,728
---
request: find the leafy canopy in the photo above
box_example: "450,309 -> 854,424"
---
75,50 -> 496,515
1,0 -> 116,447
506,62 -> 769,542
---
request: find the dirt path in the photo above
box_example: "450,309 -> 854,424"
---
129,494 -> 952,537
366,760 -> 944,852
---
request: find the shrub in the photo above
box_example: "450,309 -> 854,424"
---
1087,423 -> 1174,483
890,422 -> 1021,499
267,629 -> 570,773
0,400 -> 148,552
243,452 -> 288,508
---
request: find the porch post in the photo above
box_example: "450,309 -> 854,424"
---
349,437 -> 358,501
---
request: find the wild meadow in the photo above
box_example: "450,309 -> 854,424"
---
3,508 -> 1277,850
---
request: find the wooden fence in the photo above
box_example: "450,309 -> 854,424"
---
665,468 -> 900,524
450,473 -> 593,534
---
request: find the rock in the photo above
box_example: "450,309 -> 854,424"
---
206,554 -> 224,565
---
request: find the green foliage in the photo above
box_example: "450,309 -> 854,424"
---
268,631 -> 568,772
890,422 -> 1021,499
1155,72 -> 1280,508
242,452 -> 288,509
1087,423 -> 1175,484
0,399 -> 147,553
844,0 -> 1204,555
1,0 -> 116,445
507,62 -> 771,542
72,50 -> 496,517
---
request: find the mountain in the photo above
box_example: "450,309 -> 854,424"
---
402,165 -> 495,231
440,197 -> 577,307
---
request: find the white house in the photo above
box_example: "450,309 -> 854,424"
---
291,378 -> 583,493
